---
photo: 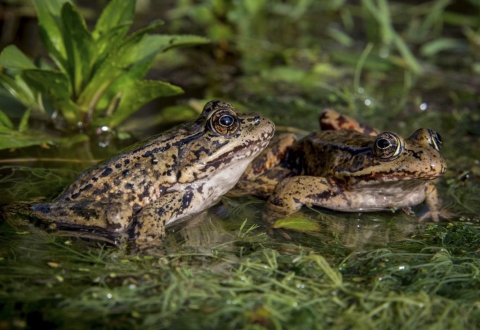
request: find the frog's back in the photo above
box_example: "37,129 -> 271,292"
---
287,130 -> 375,177
57,123 -> 202,209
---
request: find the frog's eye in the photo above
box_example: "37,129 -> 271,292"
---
219,115 -> 234,126
408,128 -> 443,151
373,132 -> 403,159
208,110 -> 240,136
430,130 -> 442,151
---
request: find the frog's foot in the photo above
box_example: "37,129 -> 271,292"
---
418,207 -> 454,222
319,109 -> 379,136
419,183 -> 451,222
262,176 -> 344,224
30,201 -> 134,232
1,200 -> 41,228
133,242 -> 166,256
401,206 -> 414,216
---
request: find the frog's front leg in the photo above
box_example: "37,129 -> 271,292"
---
263,176 -> 347,224
31,201 -> 134,232
229,133 -> 297,198
418,182 -> 446,222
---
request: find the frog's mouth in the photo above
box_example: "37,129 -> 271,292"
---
207,137 -> 274,168
352,171 -> 445,182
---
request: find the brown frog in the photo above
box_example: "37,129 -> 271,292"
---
23,101 -> 275,251
231,110 -> 447,223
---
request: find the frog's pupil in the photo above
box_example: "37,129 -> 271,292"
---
377,139 -> 390,148
219,115 -> 234,126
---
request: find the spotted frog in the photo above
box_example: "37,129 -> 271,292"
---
26,101 -> 275,251
231,110 -> 447,222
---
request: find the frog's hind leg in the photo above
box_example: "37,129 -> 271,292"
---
263,176 -> 346,224
319,109 -> 379,136
31,201 -> 134,232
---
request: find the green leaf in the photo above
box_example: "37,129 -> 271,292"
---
0,45 -> 36,70
273,217 -> 321,232
119,105 -> 198,133
95,80 -> 183,128
0,73 -> 37,108
97,56 -> 155,111
33,0 -> 70,71
93,24 -> 132,69
0,131 -> 88,150
77,21 -> 164,110
60,2 -> 95,97
420,38 -> 467,57
148,34 -> 210,53
0,109 -> 14,129
22,69 -> 79,124
93,0 -> 135,40
18,107 -> 31,132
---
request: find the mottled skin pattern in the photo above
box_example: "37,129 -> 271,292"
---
231,109 -> 447,223
30,101 -> 275,251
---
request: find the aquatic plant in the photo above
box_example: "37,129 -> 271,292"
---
0,0 -> 208,150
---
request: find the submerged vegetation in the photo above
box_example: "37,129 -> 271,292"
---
1,0 -> 480,328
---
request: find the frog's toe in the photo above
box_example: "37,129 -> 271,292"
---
418,207 -> 454,222
262,203 -> 290,225
133,241 -> 166,255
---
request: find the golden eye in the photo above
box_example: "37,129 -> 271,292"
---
373,132 -> 403,159
208,109 -> 240,136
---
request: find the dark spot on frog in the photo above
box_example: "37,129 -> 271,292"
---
193,146 -> 212,159
32,204 -> 51,214
124,159 -> 130,165
122,170 -> 130,177
152,157 -> 158,164
135,163 -> 141,168
125,183 -> 134,190
93,187 -> 105,196
69,183 -> 94,200
246,116 -> 260,124
68,204 -> 98,221
107,222 -> 123,231
115,163 -> 122,169
182,191 -> 194,209
141,186 -> 150,198
92,177 -> 98,182
173,131 -> 205,148
132,203 -> 142,212
143,145 -> 170,158
114,178 -> 122,186
410,150 -> 424,160
101,168 -> 113,177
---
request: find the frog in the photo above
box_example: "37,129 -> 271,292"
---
21,100 -> 275,251
230,109 -> 447,223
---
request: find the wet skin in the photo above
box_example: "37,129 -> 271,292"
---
231,110 -> 447,223
28,101 -> 275,251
